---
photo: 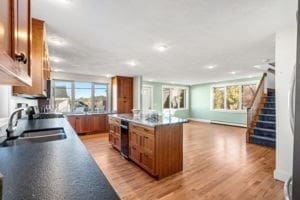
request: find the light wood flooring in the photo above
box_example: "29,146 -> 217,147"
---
80,122 -> 284,200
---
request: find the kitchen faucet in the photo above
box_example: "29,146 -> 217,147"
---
6,108 -> 25,139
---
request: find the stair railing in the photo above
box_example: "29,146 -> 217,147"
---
246,73 -> 267,142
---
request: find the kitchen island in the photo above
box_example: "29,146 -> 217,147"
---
0,118 -> 119,200
108,114 -> 188,179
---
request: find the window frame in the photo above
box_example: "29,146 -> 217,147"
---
52,79 -> 109,113
162,85 -> 189,111
210,81 -> 258,113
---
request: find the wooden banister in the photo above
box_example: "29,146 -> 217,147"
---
246,73 -> 267,143
248,73 -> 267,109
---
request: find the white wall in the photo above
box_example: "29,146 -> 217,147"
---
274,26 -> 297,182
0,85 -> 37,137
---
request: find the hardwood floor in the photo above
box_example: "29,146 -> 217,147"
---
80,122 -> 284,200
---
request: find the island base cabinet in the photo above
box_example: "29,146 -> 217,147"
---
109,116 -> 183,180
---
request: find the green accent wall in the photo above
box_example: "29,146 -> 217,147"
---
142,81 -> 190,119
190,77 -> 261,125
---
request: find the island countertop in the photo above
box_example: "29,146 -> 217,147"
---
0,118 -> 119,200
109,113 -> 188,127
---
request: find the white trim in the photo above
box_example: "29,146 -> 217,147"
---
274,169 -> 290,182
142,85 -> 154,110
188,118 -> 211,123
211,120 -> 246,127
162,85 -> 189,110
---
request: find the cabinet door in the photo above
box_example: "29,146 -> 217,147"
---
130,145 -> 140,164
141,152 -> 155,175
109,133 -> 114,145
0,0 -> 11,57
76,116 -> 91,133
130,130 -> 141,147
141,134 -> 154,154
93,115 -> 107,132
113,135 -> 121,151
12,0 -> 31,77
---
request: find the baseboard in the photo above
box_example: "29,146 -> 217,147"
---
274,169 -> 291,182
211,120 -> 246,128
188,118 -> 211,123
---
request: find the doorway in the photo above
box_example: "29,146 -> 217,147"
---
142,85 -> 153,114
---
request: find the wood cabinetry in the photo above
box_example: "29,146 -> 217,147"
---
0,0 -> 32,85
112,76 -> 133,113
129,123 -> 156,175
108,116 -> 183,179
108,116 -> 121,151
13,18 -> 50,97
67,114 -> 108,134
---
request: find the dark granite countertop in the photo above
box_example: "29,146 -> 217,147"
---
0,118 -> 119,200
109,114 -> 188,127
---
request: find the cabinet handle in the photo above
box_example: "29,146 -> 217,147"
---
144,136 -> 148,139
15,52 -> 28,64
143,128 -> 149,132
132,146 -> 136,150
144,153 -> 149,157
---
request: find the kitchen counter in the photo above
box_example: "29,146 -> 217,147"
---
109,113 -> 188,127
0,118 -> 119,200
66,112 -> 110,116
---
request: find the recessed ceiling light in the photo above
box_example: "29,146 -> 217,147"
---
206,65 -> 216,69
50,56 -> 63,63
230,71 -> 237,75
60,0 -> 72,4
105,74 -> 112,78
248,75 -> 254,78
47,36 -> 66,46
154,43 -> 169,52
148,79 -> 154,82
126,60 -> 138,67
52,68 -> 64,72
253,65 -> 262,69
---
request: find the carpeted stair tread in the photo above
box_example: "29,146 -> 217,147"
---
253,127 -> 276,133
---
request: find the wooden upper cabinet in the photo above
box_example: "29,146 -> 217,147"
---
112,76 -> 133,113
13,18 -> 50,97
0,0 -> 32,86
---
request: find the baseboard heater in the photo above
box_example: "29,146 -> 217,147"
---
210,120 -> 246,128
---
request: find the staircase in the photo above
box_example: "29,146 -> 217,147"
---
250,89 -> 276,147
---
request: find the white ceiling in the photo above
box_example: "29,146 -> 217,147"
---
32,0 -> 297,85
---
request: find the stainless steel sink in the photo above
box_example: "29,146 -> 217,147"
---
0,128 -> 67,147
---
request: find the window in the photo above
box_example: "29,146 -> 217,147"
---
211,83 -> 257,111
226,85 -> 240,110
163,86 -> 188,110
53,80 -> 108,113
94,84 -> 108,112
74,82 -> 92,112
213,87 -> 225,109
54,81 -> 72,113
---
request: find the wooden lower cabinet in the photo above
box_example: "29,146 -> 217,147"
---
109,117 -> 183,180
67,114 -> 108,134
108,116 -> 121,151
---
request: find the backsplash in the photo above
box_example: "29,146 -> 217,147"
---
0,86 -> 37,138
